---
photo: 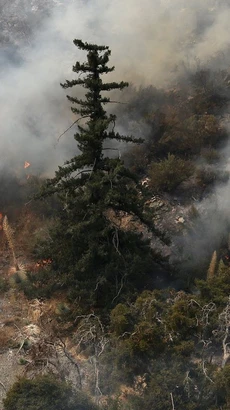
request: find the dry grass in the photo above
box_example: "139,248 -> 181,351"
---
0,327 -> 15,349
3,216 -> 19,270
207,250 -> 217,280
15,210 -> 55,256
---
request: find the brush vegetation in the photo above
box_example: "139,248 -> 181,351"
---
3,41 -> 230,410
4,375 -> 98,410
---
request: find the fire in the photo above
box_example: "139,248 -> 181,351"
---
24,161 -> 31,169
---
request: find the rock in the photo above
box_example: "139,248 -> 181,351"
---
141,177 -> 150,187
148,198 -> 164,209
176,216 -> 185,224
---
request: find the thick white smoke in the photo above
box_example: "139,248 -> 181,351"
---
0,0 -> 230,176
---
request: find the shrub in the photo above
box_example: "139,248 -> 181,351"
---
158,114 -> 223,157
3,375 -> 98,410
215,365 -> 230,408
0,277 -> 9,293
201,147 -> 220,164
110,303 -> 131,335
148,154 -> 193,193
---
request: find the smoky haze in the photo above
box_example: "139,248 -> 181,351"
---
0,0 -> 230,176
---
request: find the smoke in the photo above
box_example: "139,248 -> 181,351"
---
1,0 -> 230,177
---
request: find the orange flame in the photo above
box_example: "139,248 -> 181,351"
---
24,161 -> 31,169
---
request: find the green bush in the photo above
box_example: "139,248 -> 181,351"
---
201,147 -> 220,164
3,375 -> 98,410
0,277 -> 9,293
110,303 -> 131,335
158,114 -> 223,157
148,154 -> 193,192
215,365 -> 230,408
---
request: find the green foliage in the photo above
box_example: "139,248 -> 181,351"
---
3,375 -> 98,410
121,69 -> 229,195
41,212 -> 155,308
149,154 -> 193,192
36,40 -> 159,309
41,40 -> 142,197
0,277 -> 9,293
103,285 -> 230,409
201,147 -> 220,164
196,263 -> 230,305
215,365 -> 230,408
159,114 -> 221,156
109,290 -> 200,363
110,303 -> 131,335
26,48 -> 230,410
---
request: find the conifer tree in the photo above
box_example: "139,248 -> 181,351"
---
45,39 -> 143,195
39,39 -> 159,309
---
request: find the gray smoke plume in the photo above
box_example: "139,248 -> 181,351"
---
0,0 -> 230,177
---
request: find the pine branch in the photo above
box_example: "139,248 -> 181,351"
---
60,79 -> 85,89
73,39 -> 110,52
100,81 -> 129,91
106,131 -> 144,144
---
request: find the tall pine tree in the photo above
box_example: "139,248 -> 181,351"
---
39,40 -> 160,309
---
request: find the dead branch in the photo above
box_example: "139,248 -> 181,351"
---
55,116 -> 89,146
213,296 -> 230,368
170,392 -> 175,410
202,360 -> 214,384
72,313 -> 109,398
107,100 -> 127,104
0,380 -> 6,391
57,339 -> 82,389
112,273 -> 125,304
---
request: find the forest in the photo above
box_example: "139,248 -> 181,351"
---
1,35 -> 230,410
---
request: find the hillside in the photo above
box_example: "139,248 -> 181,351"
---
0,62 -> 230,410
2,1 -> 230,410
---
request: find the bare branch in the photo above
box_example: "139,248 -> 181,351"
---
107,100 -> 127,104
56,339 -> 82,389
202,360 -> 214,384
0,380 -> 6,391
54,116 -> 89,146
213,296 -> 230,367
170,392 -> 175,410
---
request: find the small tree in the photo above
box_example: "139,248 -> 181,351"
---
38,40 -> 159,308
